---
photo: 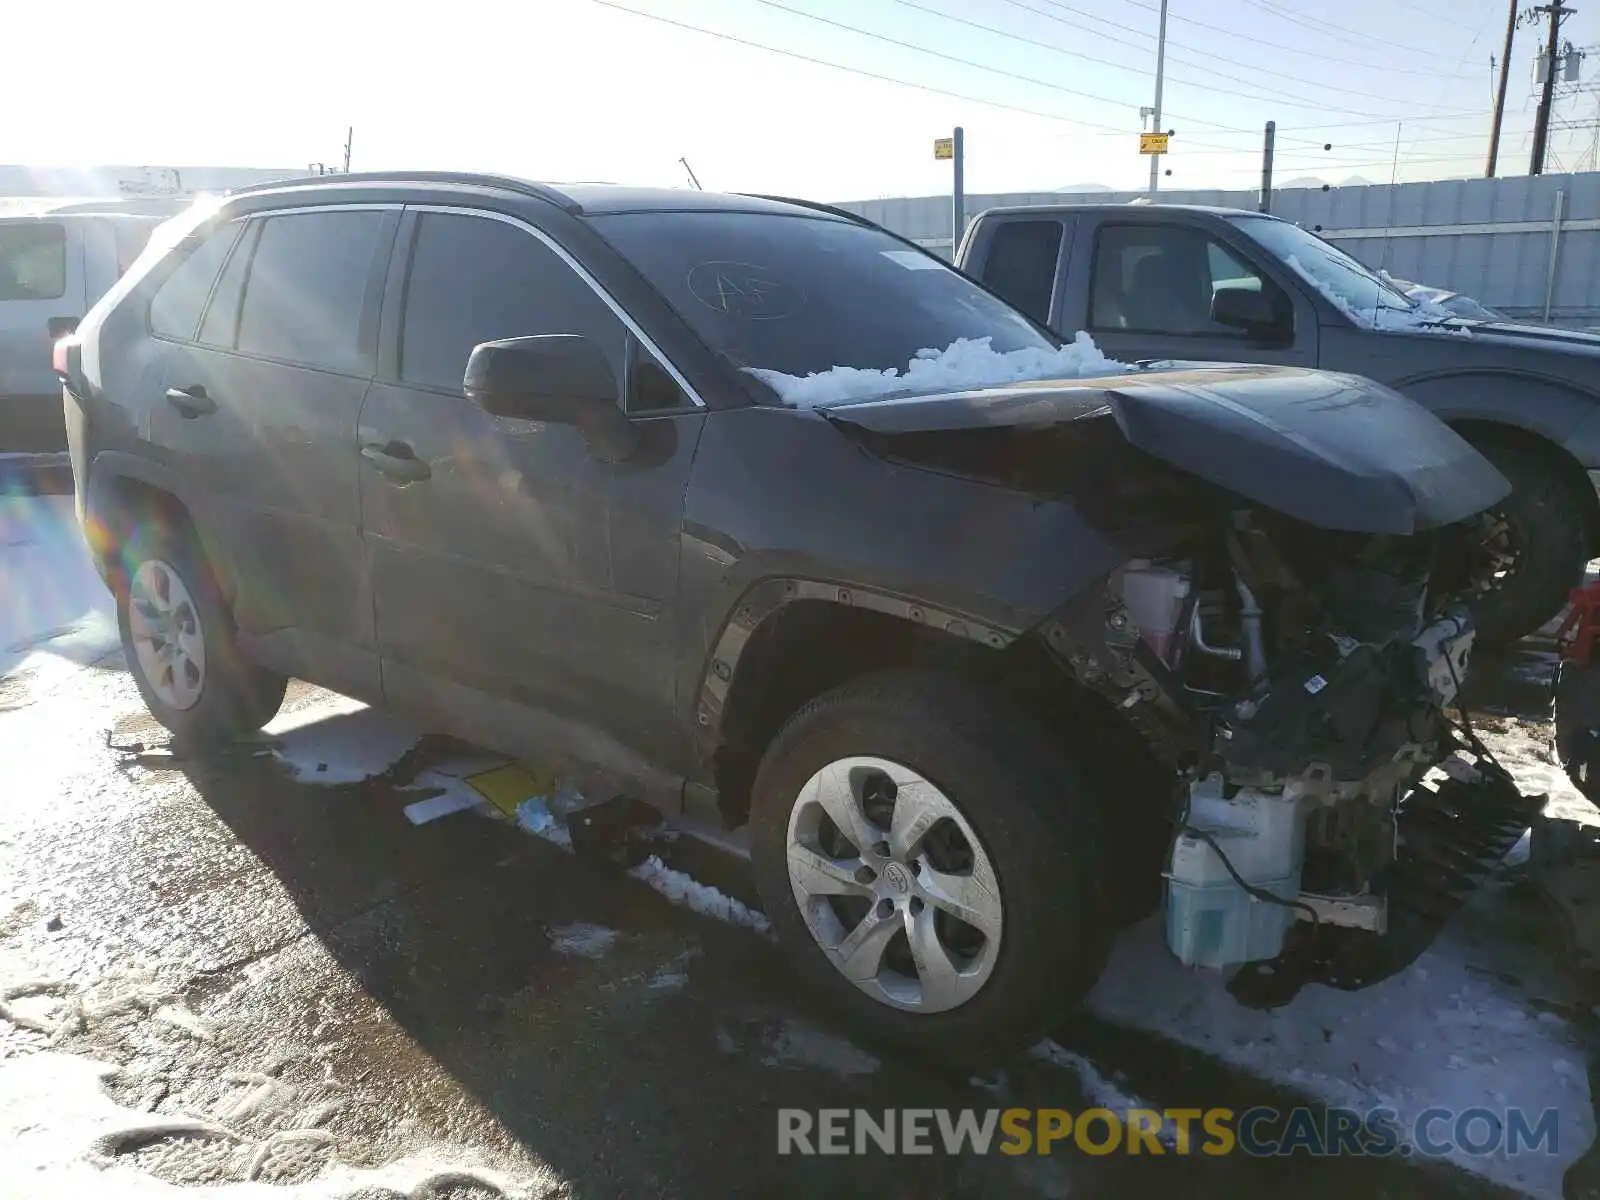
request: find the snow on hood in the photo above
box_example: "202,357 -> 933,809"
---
746,332 -> 1133,408
1286,256 -> 1472,338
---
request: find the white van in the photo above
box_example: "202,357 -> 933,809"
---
1,199 -> 177,461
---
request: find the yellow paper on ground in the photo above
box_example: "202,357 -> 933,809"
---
464,762 -> 556,816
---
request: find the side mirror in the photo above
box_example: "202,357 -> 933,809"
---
1211,287 -> 1285,340
463,334 -> 639,461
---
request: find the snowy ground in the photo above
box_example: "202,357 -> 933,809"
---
0,491 -> 117,678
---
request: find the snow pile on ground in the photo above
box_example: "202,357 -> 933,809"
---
1031,1042 -> 1178,1148
627,855 -> 772,935
1285,256 -> 1472,337
515,798 -> 575,850
0,1052 -> 550,1198
547,921 -> 619,961
1,493 -> 117,678
747,332 -> 1132,408
506,787 -> 768,933
758,1017 -> 881,1078
1086,909 -> 1590,1198
263,698 -> 419,785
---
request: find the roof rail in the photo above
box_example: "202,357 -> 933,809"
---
224,171 -> 579,211
740,194 -> 876,227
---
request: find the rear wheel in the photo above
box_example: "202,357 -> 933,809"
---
748,670 -> 1112,1062
117,526 -> 286,743
1462,439 -> 1591,646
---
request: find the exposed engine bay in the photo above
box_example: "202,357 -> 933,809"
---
1047,510 -> 1538,1008
827,365 -> 1543,1007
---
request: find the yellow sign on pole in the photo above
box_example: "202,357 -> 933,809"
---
934,137 -> 955,161
1140,132 -> 1171,155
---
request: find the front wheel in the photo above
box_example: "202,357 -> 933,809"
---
1462,440 -> 1592,647
748,670 -> 1113,1062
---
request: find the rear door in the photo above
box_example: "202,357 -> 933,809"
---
1071,219 -> 1318,367
0,218 -> 82,449
360,206 -> 705,772
150,204 -> 397,695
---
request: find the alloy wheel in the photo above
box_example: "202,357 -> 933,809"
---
784,756 -> 1003,1013
127,559 -> 207,711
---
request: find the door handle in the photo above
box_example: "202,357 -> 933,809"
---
361,441 -> 431,484
165,385 -> 216,418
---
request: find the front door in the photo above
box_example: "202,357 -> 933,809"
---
147,205 -> 396,695
359,207 -> 705,776
1076,220 -> 1319,368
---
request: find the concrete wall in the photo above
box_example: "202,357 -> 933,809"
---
836,173 -> 1600,325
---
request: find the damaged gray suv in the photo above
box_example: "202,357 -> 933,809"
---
59,173 -> 1538,1057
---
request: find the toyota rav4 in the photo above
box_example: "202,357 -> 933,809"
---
58,174 -> 1536,1057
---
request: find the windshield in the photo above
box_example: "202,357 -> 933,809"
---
1228,214 -> 1417,325
589,211 -> 1056,388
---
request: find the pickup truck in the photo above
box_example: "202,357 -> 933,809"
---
957,203 -> 1600,645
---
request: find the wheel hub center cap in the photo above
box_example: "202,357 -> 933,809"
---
881,861 -> 912,895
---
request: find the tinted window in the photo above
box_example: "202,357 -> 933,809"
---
978,219 -> 1063,325
149,223 -> 240,339
400,213 -> 626,393
237,211 -> 382,371
589,211 -> 1054,385
0,222 -> 66,302
627,341 -> 688,414
1089,224 -> 1277,336
199,222 -> 258,348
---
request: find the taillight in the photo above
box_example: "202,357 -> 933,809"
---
52,336 -> 74,378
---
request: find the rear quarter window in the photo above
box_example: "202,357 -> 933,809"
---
0,222 -> 67,301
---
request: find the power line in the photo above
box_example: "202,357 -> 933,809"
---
586,0 -> 1507,191
1238,0 -> 1474,63
584,0 -> 1140,134
986,0 -> 1483,118
958,0 -> 1486,112
1117,0 -> 1473,74
746,0 -> 1255,149
1178,128 -> 1492,155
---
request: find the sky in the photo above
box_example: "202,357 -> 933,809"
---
5,0 -> 1596,201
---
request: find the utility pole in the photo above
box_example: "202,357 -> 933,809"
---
951,126 -> 966,250
1259,121 -> 1276,213
1486,0 -> 1519,176
1530,2 -> 1576,175
342,127 -> 353,173
1148,0 -> 1169,198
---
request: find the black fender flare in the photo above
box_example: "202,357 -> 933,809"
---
690,576 -> 1020,763
83,451 -> 213,589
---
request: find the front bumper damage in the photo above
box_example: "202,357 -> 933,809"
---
1045,574 -> 1544,1010
1227,747 -> 1541,1009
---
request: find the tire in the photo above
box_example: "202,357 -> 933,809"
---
1465,439 -> 1591,647
116,523 -> 287,743
748,669 -> 1113,1062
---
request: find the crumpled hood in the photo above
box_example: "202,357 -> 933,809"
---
823,364 -> 1511,535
